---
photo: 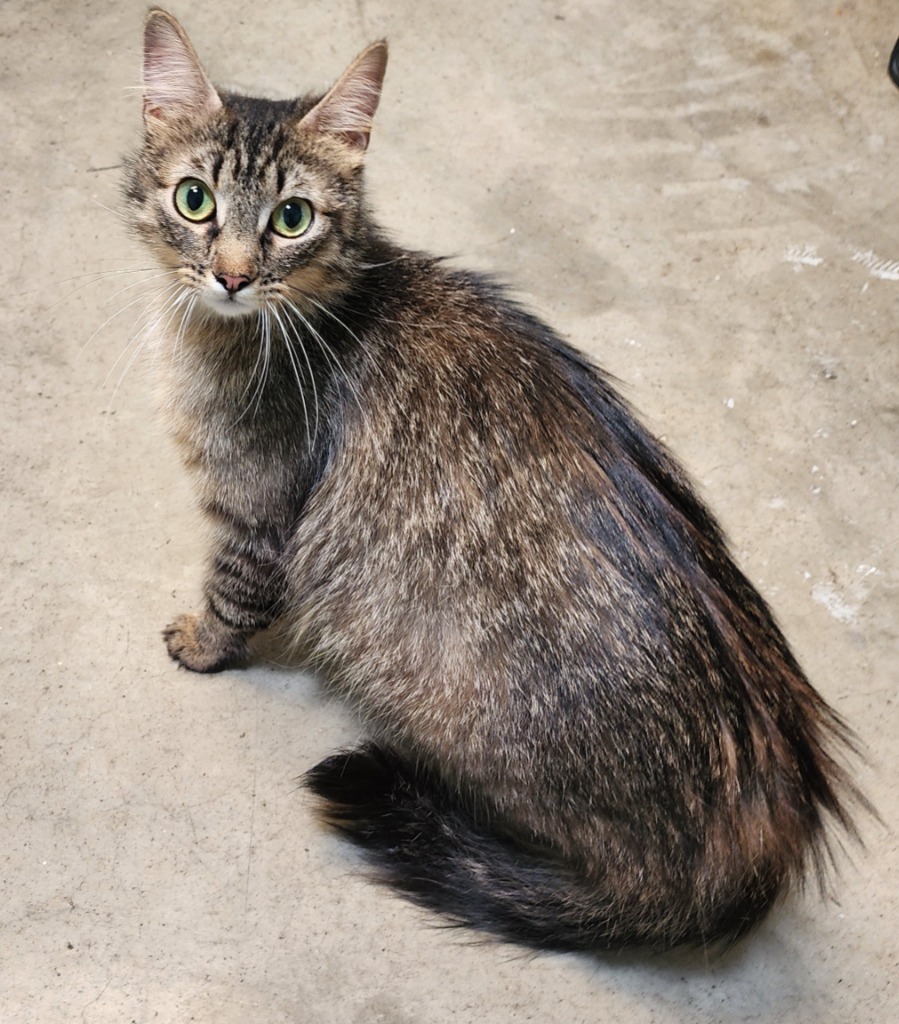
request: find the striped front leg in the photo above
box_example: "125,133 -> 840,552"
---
164,512 -> 284,673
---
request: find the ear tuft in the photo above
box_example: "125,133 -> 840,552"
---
300,41 -> 389,152
142,8 -> 222,126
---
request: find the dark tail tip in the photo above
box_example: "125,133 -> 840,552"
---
303,743 -> 438,857
304,743 -> 397,811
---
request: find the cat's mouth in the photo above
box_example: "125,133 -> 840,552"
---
200,280 -> 259,318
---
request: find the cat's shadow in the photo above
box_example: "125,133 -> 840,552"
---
247,622 -> 310,673
240,623 -> 362,737
530,906 -> 819,1017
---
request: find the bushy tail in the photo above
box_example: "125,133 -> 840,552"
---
303,743 -> 787,953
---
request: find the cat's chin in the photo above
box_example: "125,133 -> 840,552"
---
199,290 -> 258,319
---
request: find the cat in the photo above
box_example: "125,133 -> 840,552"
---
125,8 -> 865,952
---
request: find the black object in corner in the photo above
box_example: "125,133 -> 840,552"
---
890,36 -> 899,88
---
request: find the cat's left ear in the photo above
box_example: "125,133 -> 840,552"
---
142,9 -> 222,127
299,41 -> 388,152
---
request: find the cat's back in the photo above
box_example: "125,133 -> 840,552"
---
290,250 -> 725,682
331,249 -> 714,564
338,250 -> 619,463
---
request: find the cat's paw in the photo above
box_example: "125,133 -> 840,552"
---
163,612 -> 248,673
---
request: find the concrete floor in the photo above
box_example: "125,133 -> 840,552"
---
2,0 -> 897,1020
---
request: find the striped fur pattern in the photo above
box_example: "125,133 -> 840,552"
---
126,10 -> 865,952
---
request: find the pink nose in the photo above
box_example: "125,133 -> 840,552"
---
215,273 -> 252,294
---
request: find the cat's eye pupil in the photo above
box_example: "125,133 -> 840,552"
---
186,186 -> 204,212
282,203 -> 302,230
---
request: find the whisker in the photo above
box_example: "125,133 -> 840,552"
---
256,307 -> 273,419
42,265 -> 169,317
357,254 -> 410,271
104,283 -> 189,413
90,196 -> 130,225
305,295 -> 383,384
52,263 -> 159,291
80,276 -> 181,362
281,305 -> 322,445
99,270 -> 177,309
169,290 -> 200,373
233,310 -> 272,424
269,303 -> 314,451
282,281 -> 388,389
279,292 -> 370,425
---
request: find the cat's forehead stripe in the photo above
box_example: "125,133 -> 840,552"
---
211,151 -> 224,186
203,118 -> 289,188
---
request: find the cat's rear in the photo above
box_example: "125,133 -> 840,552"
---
129,10 -> 866,954
293,259 -> 862,951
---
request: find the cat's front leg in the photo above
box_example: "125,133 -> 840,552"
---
163,611 -> 252,673
164,518 -> 282,673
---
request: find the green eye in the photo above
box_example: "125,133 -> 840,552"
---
174,179 -> 216,222
271,198 -> 313,238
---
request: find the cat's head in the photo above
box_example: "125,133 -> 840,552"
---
125,9 -> 387,319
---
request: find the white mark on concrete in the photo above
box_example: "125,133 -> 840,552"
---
810,565 -> 879,625
724,397 -> 734,409
784,244 -> 823,271
852,249 -> 899,281
773,175 -> 811,194
814,352 -> 840,380
767,497 -> 787,509
811,582 -> 858,623
662,177 -> 750,197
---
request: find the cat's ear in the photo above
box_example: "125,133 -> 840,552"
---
142,9 -> 222,127
299,42 -> 388,152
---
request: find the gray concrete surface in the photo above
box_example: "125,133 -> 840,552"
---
2,0 -> 897,1020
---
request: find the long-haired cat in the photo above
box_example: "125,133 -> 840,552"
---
125,8 -> 864,952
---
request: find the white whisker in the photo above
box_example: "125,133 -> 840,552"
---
45,263 -> 161,304
81,275 -> 180,362
269,303 -> 314,451
90,196 -> 131,225
104,282 -> 189,415
169,290 -> 200,372
279,292 -> 371,427
233,310 -> 273,424
99,270 -> 176,309
280,306 -> 322,445
256,307 -> 273,418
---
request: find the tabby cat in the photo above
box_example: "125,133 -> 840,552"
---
125,8 -> 863,952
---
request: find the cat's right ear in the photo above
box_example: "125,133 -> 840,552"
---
142,9 -> 222,128
299,41 -> 388,153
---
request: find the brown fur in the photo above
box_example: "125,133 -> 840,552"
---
124,10 -> 866,952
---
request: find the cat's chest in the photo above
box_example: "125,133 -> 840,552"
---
159,360 -> 234,456
158,350 -> 288,481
